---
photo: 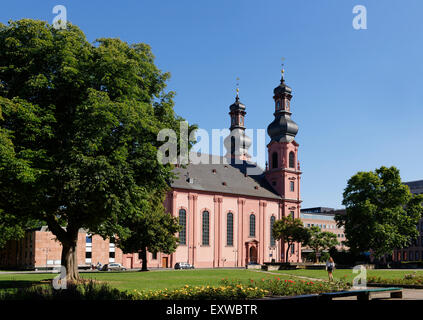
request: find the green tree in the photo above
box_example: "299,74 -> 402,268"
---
336,166 -> 423,258
0,19 -> 195,280
306,226 -> 338,263
117,192 -> 181,271
272,216 -> 310,263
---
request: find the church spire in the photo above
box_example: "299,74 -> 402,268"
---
267,65 -> 298,143
224,79 -> 252,161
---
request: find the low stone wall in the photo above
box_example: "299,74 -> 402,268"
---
246,264 -> 261,270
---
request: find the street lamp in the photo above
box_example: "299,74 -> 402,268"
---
41,248 -> 51,270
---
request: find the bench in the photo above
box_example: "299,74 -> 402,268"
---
320,287 -> 403,301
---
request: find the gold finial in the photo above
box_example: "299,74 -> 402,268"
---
281,57 -> 286,80
236,77 -> 240,98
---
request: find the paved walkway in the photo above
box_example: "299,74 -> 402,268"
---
251,269 -> 326,282
332,288 -> 423,300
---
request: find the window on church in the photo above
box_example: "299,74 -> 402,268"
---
227,212 -> 233,246
202,211 -> 209,246
249,214 -> 256,237
291,244 -> 295,254
290,181 -> 295,192
270,216 -> 276,247
272,152 -> 278,169
289,152 -> 295,168
179,209 -> 186,245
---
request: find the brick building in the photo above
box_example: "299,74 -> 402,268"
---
0,227 -> 159,270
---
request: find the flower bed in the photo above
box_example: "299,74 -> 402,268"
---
1,277 -> 351,300
131,284 -> 267,300
221,278 -> 350,297
131,277 -> 350,300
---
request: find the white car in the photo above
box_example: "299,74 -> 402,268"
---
101,263 -> 127,271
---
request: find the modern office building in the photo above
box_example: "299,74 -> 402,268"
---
300,207 -> 347,260
392,180 -> 423,262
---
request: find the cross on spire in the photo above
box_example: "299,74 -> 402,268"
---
281,57 -> 286,82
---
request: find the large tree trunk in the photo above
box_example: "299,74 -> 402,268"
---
285,243 -> 291,263
140,247 -> 149,271
46,217 -> 80,282
61,240 -> 79,281
315,249 -> 319,263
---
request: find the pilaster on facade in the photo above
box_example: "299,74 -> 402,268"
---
170,191 -> 178,217
258,201 -> 267,264
187,193 -> 198,266
237,198 -> 246,267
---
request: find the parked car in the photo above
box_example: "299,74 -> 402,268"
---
174,262 -> 195,270
101,263 -> 127,271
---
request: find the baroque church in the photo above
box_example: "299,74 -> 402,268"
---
161,70 -> 302,268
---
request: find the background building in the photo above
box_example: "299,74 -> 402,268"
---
393,180 -> 423,262
300,207 -> 347,261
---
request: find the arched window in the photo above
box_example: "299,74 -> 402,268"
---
272,152 -> 278,169
249,214 -> 256,237
227,212 -> 233,246
289,152 -> 295,168
270,216 -> 276,247
179,209 -> 186,245
202,211 -> 209,245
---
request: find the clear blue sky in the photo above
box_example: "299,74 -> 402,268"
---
2,0 -> 423,209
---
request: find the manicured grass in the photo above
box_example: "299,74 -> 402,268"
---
0,269 -> 294,292
273,269 -> 423,283
2,268 -> 419,293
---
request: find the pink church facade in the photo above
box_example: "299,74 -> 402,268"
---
162,189 -> 300,268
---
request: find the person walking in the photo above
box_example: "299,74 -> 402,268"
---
326,257 -> 335,282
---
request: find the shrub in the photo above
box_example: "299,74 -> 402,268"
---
0,281 -> 131,300
226,278 -> 350,297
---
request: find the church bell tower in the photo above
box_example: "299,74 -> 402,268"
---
224,86 -> 252,162
265,68 -> 302,220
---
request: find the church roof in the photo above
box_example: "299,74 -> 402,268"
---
170,154 -> 281,200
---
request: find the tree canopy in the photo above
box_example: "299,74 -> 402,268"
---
306,226 -> 338,263
272,216 -> 309,263
0,19 -> 195,279
336,166 -> 423,258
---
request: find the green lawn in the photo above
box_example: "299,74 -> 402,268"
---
2,268 -> 420,293
0,269 -> 294,292
273,269 -> 423,283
